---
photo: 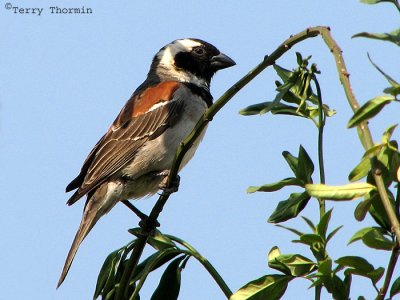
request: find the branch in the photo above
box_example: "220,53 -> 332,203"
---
313,74 -> 326,220
317,27 -> 400,246
376,245 -> 399,300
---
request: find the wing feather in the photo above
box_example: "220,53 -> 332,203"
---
66,81 -> 184,205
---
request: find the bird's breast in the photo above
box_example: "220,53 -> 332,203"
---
118,90 -> 208,198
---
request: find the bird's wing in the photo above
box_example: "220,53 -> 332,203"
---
66,81 -> 185,205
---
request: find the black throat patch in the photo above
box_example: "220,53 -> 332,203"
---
184,83 -> 213,108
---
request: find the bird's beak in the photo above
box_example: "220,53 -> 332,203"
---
210,52 -> 236,70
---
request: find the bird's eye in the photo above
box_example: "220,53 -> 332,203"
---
193,47 -> 206,56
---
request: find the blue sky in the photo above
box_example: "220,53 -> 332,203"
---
1,1 -> 399,299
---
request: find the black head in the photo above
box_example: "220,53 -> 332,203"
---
150,38 -> 235,88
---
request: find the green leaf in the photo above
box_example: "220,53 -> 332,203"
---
326,225 -> 343,243
376,148 -> 395,185
323,104 -> 337,117
94,246 -> 125,299
128,227 -> 143,237
348,227 -> 386,245
297,233 -> 324,246
305,182 -> 375,200
362,228 -> 394,250
295,52 -> 303,66
301,216 -> 316,232
282,151 -> 298,175
94,240 -> 137,299
349,156 -> 371,182
268,192 -> 310,223
354,196 -> 374,221
367,54 -> 400,88
239,102 -> 270,116
130,248 -> 184,299
335,256 -> 374,274
318,258 -> 332,276
275,224 -> 304,236
384,85 -> 400,96
363,143 -> 386,158
269,252 -> 316,277
382,124 -> 398,145
317,209 -> 332,240
347,95 -> 395,128
329,275 -> 350,300
270,103 -> 308,118
368,190 -> 393,231
147,230 -> 177,251
367,267 -> 385,284
341,265 -> 384,285
390,276 -> 400,298
150,255 -> 186,300
259,84 -> 294,115
230,274 -> 291,300
130,249 -> 182,284
352,28 -> 400,46
297,145 -> 314,183
360,0 -> 391,4
240,101 -> 310,117
268,246 -> 282,262
274,64 -> 292,82
275,81 -> 301,105
247,177 -> 303,193
313,262 -> 349,299
344,273 -> 352,300
357,126 -> 369,150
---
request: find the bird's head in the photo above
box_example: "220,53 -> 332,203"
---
149,38 -> 236,89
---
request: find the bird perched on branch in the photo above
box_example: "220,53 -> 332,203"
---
57,38 -> 235,287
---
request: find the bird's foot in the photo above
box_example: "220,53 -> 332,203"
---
139,217 -> 160,232
158,171 -> 180,195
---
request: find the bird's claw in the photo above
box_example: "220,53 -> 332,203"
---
139,217 -> 160,231
159,173 -> 180,195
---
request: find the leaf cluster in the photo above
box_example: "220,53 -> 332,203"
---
94,230 -> 213,300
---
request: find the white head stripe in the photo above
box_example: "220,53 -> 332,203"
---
174,39 -> 202,49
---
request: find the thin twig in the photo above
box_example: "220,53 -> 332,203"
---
313,74 -> 326,219
376,245 -> 399,300
315,285 -> 322,300
115,237 -> 148,300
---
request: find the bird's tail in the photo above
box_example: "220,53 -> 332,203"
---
57,183 -> 118,288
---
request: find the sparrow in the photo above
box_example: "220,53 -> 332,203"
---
57,38 -> 235,287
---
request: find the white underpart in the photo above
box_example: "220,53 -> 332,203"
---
157,39 -> 209,90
